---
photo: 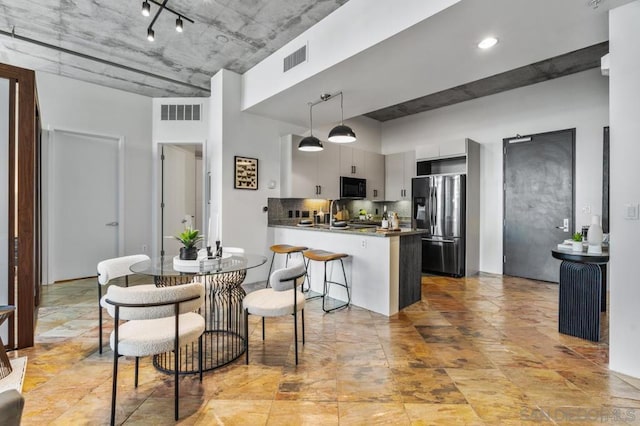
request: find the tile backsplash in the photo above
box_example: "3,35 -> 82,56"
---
268,198 -> 411,225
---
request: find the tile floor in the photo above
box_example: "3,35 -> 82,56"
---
11,273 -> 640,425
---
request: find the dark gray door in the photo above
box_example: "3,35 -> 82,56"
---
503,129 -> 575,283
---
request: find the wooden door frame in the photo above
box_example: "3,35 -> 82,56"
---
502,128 -> 576,279
0,63 -> 39,349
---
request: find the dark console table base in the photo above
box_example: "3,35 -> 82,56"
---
558,261 -> 602,342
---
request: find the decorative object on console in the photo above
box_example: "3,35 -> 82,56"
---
572,232 -> 584,252
587,214 -> 603,254
234,156 -> 258,189
175,227 -> 203,260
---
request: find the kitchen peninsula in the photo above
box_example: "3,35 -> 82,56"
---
268,222 -> 426,316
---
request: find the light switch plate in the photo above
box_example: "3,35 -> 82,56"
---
624,203 -> 639,220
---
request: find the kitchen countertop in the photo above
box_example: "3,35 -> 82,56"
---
269,223 -> 427,237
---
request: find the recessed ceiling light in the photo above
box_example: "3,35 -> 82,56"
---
478,37 -> 498,49
216,35 -> 229,43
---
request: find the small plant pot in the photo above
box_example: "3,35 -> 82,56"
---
179,246 -> 198,260
572,241 -> 583,252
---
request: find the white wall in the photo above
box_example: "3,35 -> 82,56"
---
36,72 -> 153,266
241,0 -> 459,110
609,0 -> 640,379
210,70 -> 305,283
381,69 -> 609,273
0,78 -> 8,341
151,97 -> 209,257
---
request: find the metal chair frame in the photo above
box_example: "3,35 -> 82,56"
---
245,269 -> 306,365
105,294 -> 203,425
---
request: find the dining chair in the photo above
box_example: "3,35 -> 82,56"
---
243,261 -> 307,365
103,281 -> 205,425
97,254 -> 150,354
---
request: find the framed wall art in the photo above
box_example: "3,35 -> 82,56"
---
234,156 -> 258,190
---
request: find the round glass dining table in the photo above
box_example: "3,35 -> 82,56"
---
130,254 -> 267,374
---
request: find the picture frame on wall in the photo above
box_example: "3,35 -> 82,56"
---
234,156 -> 258,190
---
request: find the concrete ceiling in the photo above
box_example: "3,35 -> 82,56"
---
0,0 -> 631,125
0,0 -> 348,97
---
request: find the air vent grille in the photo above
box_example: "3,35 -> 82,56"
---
160,104 -> 201,121
283,45 -> 307,72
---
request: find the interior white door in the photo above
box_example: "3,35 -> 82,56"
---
50,131 -> 119,281
161,144 -> 197,256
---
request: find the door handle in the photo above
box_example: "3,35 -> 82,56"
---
105,221 -> 119,227
318,185 -> 321,195
423,238 -> 455,243
555,218 -> 569,232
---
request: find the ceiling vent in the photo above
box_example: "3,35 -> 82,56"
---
283,45 -> 307,72
160,104 -> 201,121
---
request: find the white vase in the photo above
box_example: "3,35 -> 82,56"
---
572,241 -> 583,252
587,215 -> 603,254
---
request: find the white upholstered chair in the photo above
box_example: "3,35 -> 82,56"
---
243,261 -> 306,365
97,254 -> 150,354
103,281 -> 205,425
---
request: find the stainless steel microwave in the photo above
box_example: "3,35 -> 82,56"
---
340,176 -> 366,198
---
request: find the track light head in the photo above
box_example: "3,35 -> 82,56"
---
176,17 -> 183,32
147,28 -> 155,42
142,0 -> 151,17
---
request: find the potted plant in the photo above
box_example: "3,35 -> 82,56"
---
175,227 -> 203,260
572,232 -> 583,252
359,208 -> 367,220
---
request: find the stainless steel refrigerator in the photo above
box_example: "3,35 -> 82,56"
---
412,174 -> 465,277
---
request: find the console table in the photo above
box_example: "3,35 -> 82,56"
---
551,248 -> 609,342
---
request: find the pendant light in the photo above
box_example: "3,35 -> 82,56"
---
298,103 -> 323,152
327,92 -> 356,143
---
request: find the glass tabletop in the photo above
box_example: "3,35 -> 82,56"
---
130,254 -> 267,277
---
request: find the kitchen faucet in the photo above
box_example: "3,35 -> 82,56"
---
329,199 -> 338,229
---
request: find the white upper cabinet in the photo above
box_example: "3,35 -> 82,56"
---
339,146 -> 366,178
315,143 -> 340,199
365,151 -> 385,200
416,140 -> 467,160
385,150 -> 415,201
284,135 -> 340,199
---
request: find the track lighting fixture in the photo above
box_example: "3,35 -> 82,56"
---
142,1 -> 151,17
142,0 -> 194,42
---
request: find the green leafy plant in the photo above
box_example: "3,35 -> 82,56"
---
572,232 -> 583,242
175,227 -> 203,249
359,209 -> 367,215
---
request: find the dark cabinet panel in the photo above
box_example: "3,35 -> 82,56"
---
399,235 -> 422,310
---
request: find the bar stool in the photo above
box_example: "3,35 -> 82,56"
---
303,249 -> 350,312
266,244 -> 308,287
